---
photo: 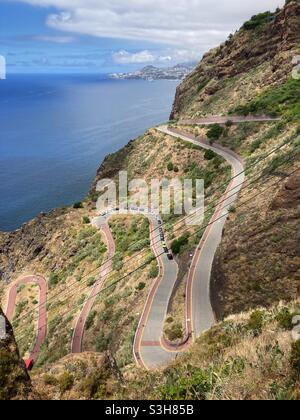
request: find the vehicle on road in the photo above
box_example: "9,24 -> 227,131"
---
25,358 -> 34,371
167,253 -> 174,261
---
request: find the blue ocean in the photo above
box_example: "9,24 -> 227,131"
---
0,74 -> 178,231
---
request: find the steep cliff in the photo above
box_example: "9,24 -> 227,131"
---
171,0 -> 300,120
0,308 -> 32,400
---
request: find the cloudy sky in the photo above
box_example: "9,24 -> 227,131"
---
0,0 -> 285,73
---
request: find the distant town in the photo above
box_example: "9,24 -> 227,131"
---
110,63 -> 196,81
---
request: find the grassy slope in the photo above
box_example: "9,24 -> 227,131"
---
31,300 -> 300,400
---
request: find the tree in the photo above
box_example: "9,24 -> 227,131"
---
207,124 -> 224,142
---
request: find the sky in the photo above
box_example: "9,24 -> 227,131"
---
0,0 -> 285,74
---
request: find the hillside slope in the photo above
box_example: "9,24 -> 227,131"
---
0,309 -> 32,400
0,0 -> 300,401
171,0 -> 300,120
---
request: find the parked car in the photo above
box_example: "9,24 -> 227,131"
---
163,247 -> 169,253
167,253 -> 174,261
24,358 -> 34,371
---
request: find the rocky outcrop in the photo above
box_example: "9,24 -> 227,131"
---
0,308 -> 32,400
171,0 -> 300,119
271,173 -> 300,210
0,208 -> 69,283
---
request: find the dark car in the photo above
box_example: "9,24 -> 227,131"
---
163,247 -> 169,253
167,253 -> 174,261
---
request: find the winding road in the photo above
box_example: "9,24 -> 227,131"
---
8,116 -> 280,369
5,275 -> 47,362
133,126 -> 245,369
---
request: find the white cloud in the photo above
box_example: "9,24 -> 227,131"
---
17,0 -> 285,53
34,35 -> 75,43
113,50 -> 156,64
112,49 -> 199,65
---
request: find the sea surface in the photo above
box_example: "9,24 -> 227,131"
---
0,74 -> 178,231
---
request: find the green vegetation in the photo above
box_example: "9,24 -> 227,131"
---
0,349 -> 31,400
247,309 -> 266,336
86,310 -> 97,330
171,232 -> 190,255
231,78 -> 300,122
82,216 -> 90,224
204,149 -> 217,161
165,323 -> 183,341
110,216 -> 150,257
73,202 -> 83,209
167,162 -> 174,171
290,340 -> 300,376
112,251 -> 124,271
58,372 -> 74,393
207,124 -> 224,142
49,271 -> 66,288
184,161 -> 216,188
276,308 -> 300,331
148,263 -> 159,279
87,277 -> 97,287
197,79 -> 209,93
136,282 -> 146,291
243,11 -> 274,30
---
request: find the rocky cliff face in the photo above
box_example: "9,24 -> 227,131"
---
171,0 -> 300,119
0,308 -> 32,400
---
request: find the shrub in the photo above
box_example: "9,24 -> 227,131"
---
204,149 -> 217,160
171,233 -> 190,255
86,310 -> 97,330
73,202 -> 83,209
87,277 -> 97,287
82,216 -> 90,224
43,374 -> 58,386
276,308 -> 295,330
49,272 -> 66,288
58,372 -> 74,394
95,333 -> 111,352
136,282 -> 146,291
225,120 -> 234,127
149,264 -> 159,279
160,367 -> 216,400
207,124 -> 224,141
113,252 -> 124,271
167,162 -> 174,171
247,310 -> 265,336
290,340 -> 300,376
231,78 -> 300,122
128,239 -> 150,255
243,11 -> 274,30
80,373 -> 107,399
165,323 -> 183,341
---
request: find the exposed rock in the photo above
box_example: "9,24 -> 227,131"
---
0,308 -> 32,400
271,173 -> 300,210
171,0 -> 300,119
